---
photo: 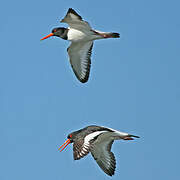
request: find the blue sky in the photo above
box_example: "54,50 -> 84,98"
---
0,0 -> 180,179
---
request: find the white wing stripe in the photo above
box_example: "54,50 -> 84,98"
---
102,126 -> 129,137
84,131 -> 106,145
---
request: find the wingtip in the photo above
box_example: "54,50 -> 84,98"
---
60,8 -> 77,23
68,8 -> 77,14
79,78 -> 89,83
68,8 -> 74,12
67,8 -> 82,20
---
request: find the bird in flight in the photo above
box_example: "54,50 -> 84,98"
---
58,125 -> 139,176
41,8 -> 120,83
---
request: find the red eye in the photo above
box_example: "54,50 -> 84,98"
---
54,29 -> 56,32
69,134 -> 72,138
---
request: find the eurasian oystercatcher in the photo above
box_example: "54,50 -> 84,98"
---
41,8 -> 120,83
58,125 -> 139,176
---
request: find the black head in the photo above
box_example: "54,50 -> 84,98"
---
51,27 -> 68,39
41,27 -> 68,41
58,131 -> 80,152
67,132 -> 78,143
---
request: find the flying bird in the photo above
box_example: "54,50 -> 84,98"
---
58,125 -> 139,176
41,8 -> 120,83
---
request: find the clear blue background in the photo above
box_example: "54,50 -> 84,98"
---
1,0 -> 180,179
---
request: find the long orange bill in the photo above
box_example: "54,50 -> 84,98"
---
58,139 -> 71,152
40,33 -> 54,40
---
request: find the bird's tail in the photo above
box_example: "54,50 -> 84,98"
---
92,30 -> 120,38
109,32 -> 120,38
123,134 -> 140,140
102,32 -> 120,38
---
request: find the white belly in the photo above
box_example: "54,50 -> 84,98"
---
67,28 -> 88,42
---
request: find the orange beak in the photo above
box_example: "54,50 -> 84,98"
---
58,139 -> 71,152
40,33 -> 54,40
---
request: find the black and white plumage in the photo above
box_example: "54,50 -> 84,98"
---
41,8 -> 120,83
58,125 -> 139,176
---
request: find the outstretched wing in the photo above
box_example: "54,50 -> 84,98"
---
73,131 -> 107,160
91,140 -> 116,176
67,41 -> 93,83
73,138 -> 90,160
61,8 -> 91,32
